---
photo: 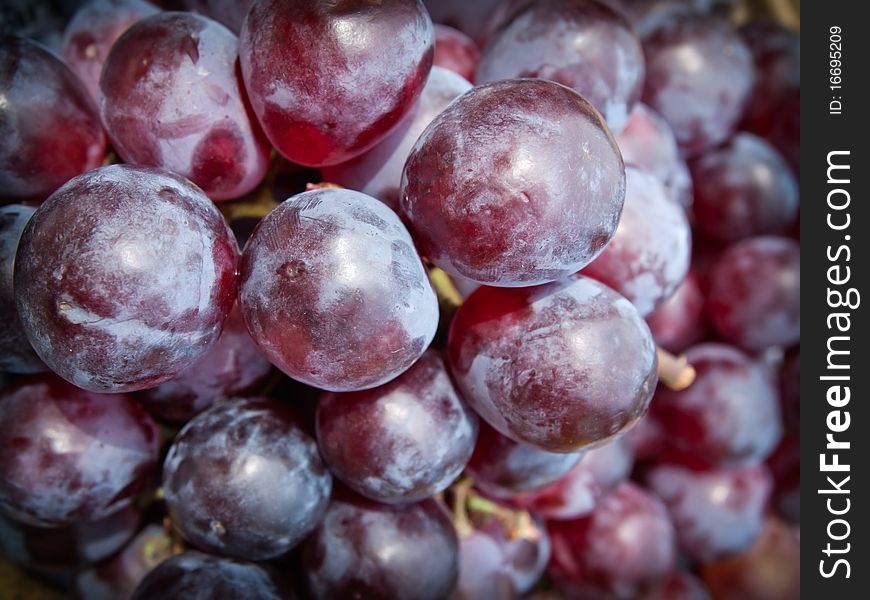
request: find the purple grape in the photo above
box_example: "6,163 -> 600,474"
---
180,0 -> 253,33
645,271 -> 706,353
433,24 -> 480,81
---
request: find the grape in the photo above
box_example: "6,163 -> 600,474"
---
423,0 -> 504,44
767,434 -> 799,524
180,0 -> 253,34
137,303 -> 272,423
701,517 -> 800,600
321,66 -> 472,212
476,0 -> 645,132
623,410 -> 667,462
60,0 -> 160,105
779,349 -> 799,435
0,36 -> 106,201
401,79 -> 626,287
239,0 -> 434,167
653,343 -> 782,466
706,236 -> 799,352
317,350 -> 477,504
582,166 -> 691,316
0,375 -> 158,526
100,11 -> 269,201
130,551 -> 287,600
641,12 -> 754,155
14,165 -> 238,393
645,271 -> 706,353
162,397 -> 332,561
466,421 -> 584,499
0,0 -> 70,50
646,462 -> 773,563
447,276 -> 657,452
76,523 -> 174,600
514,436 -> 634,520
548,482 -> 676,599
690,133 -> 798,243
0,504 -> 140,569
767,88 -> 799,175
301,491 -> 459,600
0,205 -> 44,373
638,571 -> 712,600
615,102 -> 692,209
433,24 -> 480,82
238,188 -> 439,392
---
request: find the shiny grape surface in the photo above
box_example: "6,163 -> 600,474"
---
14,165 -> 238,393
239,0 -> 434,167
0,375 -> 158,525
101,11 -> 269,200
0,36 -> 106,201
402,79 -> 626,287
448,276 -> 657,452
163,397 -> 332,561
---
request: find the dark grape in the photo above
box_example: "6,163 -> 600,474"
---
0,375 -> 158,525
582,165 -> 691,316
433,24 -> 479,81
448,276 -> 657,452
779,349 -> 799,435
0,36 -> 106,201
162,397 -> 332,561
131,551 -> 287,600
0,204 -> 44,373
301,491 -> 459,600
239,0 -> 434,167
645,271 -> 706,353
238,188 -> 438,392
181,0 -> 253,34
641,12 -> 754,154
653,343 -> 783,466
639,570 -> 712,600
766,434 -> 799,524
476,0 -> 645,132
14,165 -> 238,393
423,0 -> 504,44
101,11 -> 269,200
401,79 -> 626,287
137,304 -> 272,423
60,0 -> 160,104
321,66 -> 472,211
706,236 -> 800,352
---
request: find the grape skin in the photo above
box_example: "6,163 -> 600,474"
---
645,271 -> 706,353
448,276 -> 657,452
401,79 -> 626,287
14,165 -> 239,393
180,0 -> 253,34
433,24 -> 480,82
162,397 -> 332,561
0,375 -> 158,526
238,188 -> 439,392
100,11 -> 270,201
316,350 -> 478,504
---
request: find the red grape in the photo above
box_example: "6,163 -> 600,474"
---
0,36 -> 106,201
466,421 -> 584,499
616,102 -> 693,209
639,570 -> 712,600
14,165 -> 238,393
641,12 -> 754,155
433,24 -> 480,81
130,551 -> 287,600
137,303 -> 272,423
582,166 -> 691,316
690,133 -> 798,243
706,236 -> 800,352
60,0 -> 160,105
766,434 -> 799,525
181,0 -> 253,34
0,375 -> 158,526
476,0 -> 645,132
162,397 -> 332,561
238,188 -> 439,392
646,462 -> 773,563
548,482 -> 676,599
301,491 -> 459,600
239,0 -> 434,167
623,410 -> 668,462
0,205 -> 45,373
401,79 -> 626,287
653,343 -> 782,466
779,348 -> 799,435
100,12 -> 269,201
448,276 -> 657,452
423,0 -> 504,44
316,350 -> 478,504
321,66 -> 472,212
645,271 -> 706,353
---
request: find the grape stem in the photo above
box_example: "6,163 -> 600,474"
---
428,267 -> 464,309
657,347 -> 696,391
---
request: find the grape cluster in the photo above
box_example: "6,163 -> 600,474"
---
1,0 -> 799,599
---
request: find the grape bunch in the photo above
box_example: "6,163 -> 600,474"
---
1,0 -> 799,599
